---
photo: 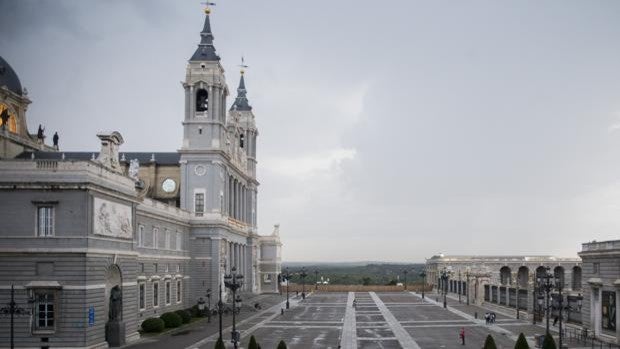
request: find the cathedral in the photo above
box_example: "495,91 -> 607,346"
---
0,7 -> 281,348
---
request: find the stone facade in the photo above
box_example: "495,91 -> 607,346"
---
0,8 -> 281,348
579,240 -> 620,342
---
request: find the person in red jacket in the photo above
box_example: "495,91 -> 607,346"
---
459,327 -> 465,345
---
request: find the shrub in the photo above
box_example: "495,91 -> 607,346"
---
249,335 -> 259,349
160,311 -> 183,328
277,340 -> 287,349
542,332 -> 556,349
175,309 -> 192,324
514,333 -> 529,349
483,334 -> 497,349
214,336 -> 225,349
141,318 -> 165,333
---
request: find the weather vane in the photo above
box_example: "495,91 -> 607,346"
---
239,56 -> 249,74
201,2 -> 216,14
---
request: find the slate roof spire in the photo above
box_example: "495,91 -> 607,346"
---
231,70 -> 252,111
189,6 -> 220,62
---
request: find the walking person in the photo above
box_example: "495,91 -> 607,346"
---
491,312 -> 496,323
459,327 -> 465,345
484,312 -> 490,325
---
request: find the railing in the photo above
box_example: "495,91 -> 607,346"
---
562,327 -> 620,349
36,160 -> 58,169
582,240 -> 620,252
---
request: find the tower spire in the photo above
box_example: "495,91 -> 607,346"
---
231,58 -> 252,111
189,4 -> 220,62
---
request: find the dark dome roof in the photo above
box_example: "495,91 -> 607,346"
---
0,56 -> 23,96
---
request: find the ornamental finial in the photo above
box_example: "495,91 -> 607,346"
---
201,2 -> 216,14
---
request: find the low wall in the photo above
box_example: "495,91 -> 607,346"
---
284,284 -> 429,293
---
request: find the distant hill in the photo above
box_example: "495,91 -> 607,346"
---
281,262 -> 425,286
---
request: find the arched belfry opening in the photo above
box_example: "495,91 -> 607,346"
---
196,88 -> 208,112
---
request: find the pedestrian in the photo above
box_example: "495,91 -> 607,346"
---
459,327 -> 465,345
553,315 -> 559,326
491,312 -> 496,323
484,312 -> 490,325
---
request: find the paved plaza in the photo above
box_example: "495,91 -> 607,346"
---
126,289 -> 585,349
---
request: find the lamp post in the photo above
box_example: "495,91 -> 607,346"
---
465,269 -> 470,305
419,270 -> 426,299
555,274 -> 564,349
532,282 -> 537,325
0,285 -> 33,349
440,268 -> 450,308
458,270 -> 462,303
537,267 -> 554,334
224,266 -> 244,349
284,267 -> 290,309
403,269 -> 408,291
300,267 -> 308,300
314,269 -> 319,291
516,281 -> 520,320
206,288 -> 212,322
217,283 -> 224,341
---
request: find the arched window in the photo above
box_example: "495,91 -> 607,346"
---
196,89 -> 208,112
500,266 -> 511,285
517,266 -> 529,288
0,103 -> 17,133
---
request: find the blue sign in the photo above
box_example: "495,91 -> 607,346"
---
88,306 -> 95,327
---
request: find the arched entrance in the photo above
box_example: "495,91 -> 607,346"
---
104,264 -> 125,347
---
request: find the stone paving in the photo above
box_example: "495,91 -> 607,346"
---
135,290 -> 584,349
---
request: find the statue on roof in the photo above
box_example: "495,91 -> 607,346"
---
37,124 -> 45,140
53,132 -> 59,149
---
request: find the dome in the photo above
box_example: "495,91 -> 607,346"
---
0,56 -> 23,96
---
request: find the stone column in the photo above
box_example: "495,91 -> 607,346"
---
208,85 -> 214,119
189,85 -> 195,118
589,281 -> 602,336
184,85 -> 190,120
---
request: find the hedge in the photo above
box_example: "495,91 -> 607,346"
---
141,318 -> 165,333
160,311 -> 183,328
175,309 -> 192,324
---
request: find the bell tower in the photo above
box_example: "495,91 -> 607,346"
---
179,6 -> 229,215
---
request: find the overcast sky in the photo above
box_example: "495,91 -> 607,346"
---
2,1 -> 620,262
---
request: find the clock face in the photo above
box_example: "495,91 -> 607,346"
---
194,165 -> 206,176
162,178 -> 176,193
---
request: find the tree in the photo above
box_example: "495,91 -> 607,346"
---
362,277 -> 371,286
277,340 -> 287,349
214,337 -> 225,349
483,334 -> 497,349
249,335 -> 259,349
542,332 -> 556,349
514,333 -> 529,349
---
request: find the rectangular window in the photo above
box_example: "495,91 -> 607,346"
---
195,193 -> 205,216
153,282 -> 159,307
176,280 -> 182,303
176,232 -> 182,251
165,229 -> 170,250
153,263 -> 158,273
34,291 -> 55,331
139,263 -> 145,273
594,262 -> 600,274
176,264 -> 180,273
37,206 -> 54,237
165,264 -> 169,273
153,228 -> 159,249
139,283 -> 145,310
138,225 -> 145,247
165,281 -> 171,305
